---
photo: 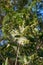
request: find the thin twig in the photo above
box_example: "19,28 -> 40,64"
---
15,45 -> 20,65
0,53 -> 5,61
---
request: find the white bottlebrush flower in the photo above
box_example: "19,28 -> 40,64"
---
10,29 -> 19,38
7,44 -> 10,48
34,28 -> 38,32
19,26 -> 25,33
17,37 -> 29,45
10,29 -> 29,45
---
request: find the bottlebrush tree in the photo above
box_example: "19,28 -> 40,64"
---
0,0 -> 43,65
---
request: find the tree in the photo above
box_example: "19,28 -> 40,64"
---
0,0 -> 43,65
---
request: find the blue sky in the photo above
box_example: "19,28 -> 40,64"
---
0,29 -> 3,38
0,29 -> 8,46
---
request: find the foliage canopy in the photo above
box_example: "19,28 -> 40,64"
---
0,0 -> 43,65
